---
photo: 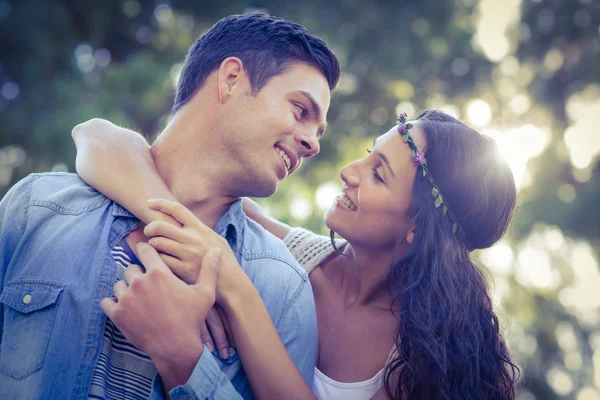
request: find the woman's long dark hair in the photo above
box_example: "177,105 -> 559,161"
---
382,110 -> 520,399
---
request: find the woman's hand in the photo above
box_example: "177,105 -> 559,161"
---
201,306 -> 237,360
144,199 -> 245,301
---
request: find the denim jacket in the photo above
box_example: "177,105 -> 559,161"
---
0,173 -> 317,400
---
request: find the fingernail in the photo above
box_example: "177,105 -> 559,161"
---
148,199 -> 156,205
219,348 -> 229,359
205,342 -> 214,352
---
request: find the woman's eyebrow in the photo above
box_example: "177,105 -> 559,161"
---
371,137 -> 395,177
374,150 -> 395,178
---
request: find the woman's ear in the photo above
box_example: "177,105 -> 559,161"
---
406,225 -> 416,244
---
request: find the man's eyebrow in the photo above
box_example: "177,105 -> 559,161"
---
371,138 -> 395,178
297,91 -> 327,138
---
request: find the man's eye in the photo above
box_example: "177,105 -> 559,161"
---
295,104 -> 308,118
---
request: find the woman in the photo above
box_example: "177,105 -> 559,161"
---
73,109 -> 519,399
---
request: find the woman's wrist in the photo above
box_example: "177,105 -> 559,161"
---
147,208 -> 181,226
217,257 -> 259,314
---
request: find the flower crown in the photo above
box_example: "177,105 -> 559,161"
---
397,113 -> 473,251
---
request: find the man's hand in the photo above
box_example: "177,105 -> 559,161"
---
100,243 -> 221,391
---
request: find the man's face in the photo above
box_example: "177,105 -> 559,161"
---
217,62 -> 331,198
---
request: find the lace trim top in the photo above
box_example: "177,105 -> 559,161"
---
282,227 -> 346,274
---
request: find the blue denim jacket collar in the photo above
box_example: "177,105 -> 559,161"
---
214,199 -> 245,252
111,198 -> 245,252
111,202 -> 136,218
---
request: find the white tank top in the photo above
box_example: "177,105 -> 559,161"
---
313,367 -> 384,400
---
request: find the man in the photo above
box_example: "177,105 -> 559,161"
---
0,13 -> 339,399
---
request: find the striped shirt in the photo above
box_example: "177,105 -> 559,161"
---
88,239 -> 156,400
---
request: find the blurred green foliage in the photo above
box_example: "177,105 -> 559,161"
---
1,0 -> 599,399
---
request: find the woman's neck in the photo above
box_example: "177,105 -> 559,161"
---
328,242 -> 404,310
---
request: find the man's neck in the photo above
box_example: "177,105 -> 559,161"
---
150,115 -> 239,230
125,89 -> 240,256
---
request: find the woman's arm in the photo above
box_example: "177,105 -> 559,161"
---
241,198 -> 293,240
220,268 -> 316,400
72,118 -> 178,225
144,199 -> 316,400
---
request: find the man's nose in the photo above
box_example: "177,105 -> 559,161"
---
296,128 -> 320,158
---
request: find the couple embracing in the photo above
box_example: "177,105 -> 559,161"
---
0,13 -> 518,400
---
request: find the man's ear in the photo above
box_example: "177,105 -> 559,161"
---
217,57 -> 246,104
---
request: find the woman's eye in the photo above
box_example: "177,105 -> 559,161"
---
372,168 -> 384,182
366,150 -> 383,182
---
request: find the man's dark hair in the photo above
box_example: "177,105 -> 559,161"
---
173,13 -> 340,113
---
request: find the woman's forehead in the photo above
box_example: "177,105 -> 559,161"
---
370,123 -> 425,178
376,122 -> 426,150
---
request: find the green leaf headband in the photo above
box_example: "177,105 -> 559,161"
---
397,113 -> 473,251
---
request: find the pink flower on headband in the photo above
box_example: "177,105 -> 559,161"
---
398,124 -> 406,134
413,151 -> 425,165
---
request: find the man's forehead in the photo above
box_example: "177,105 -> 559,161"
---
272,63 -> 331,106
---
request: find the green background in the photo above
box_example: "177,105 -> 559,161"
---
1,1 -> 599,398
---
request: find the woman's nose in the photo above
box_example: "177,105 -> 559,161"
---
340,163 -> 359,187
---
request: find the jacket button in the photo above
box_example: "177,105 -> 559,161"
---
23,294 -> 32,304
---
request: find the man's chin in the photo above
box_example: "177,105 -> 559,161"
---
241,178 -> 279,199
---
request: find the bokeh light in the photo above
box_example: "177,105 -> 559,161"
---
466,99 -> 492,127
485,124 -> 550,189
547,366 -> 574,396
289,197 -> 313,221
474,0 -> 522,62
564,86 -> 600,169
315,182 -> 340,211
0,81 -> 19,100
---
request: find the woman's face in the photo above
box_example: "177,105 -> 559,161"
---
324,122 -> 427,250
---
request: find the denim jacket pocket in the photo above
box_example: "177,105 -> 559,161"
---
0,280 -> 65,380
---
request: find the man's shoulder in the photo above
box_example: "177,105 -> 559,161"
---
240,217 -> 308,282
16,172 -> 110,214
239,218 -> 315,327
